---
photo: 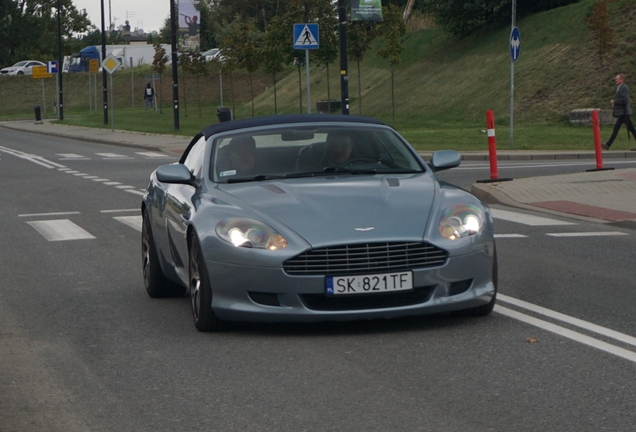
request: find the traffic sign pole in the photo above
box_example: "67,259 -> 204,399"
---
509,0 -> 517,149
293,23 -> 319,115
305,50 -> 311,114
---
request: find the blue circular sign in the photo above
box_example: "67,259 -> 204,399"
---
510,27 -> 520,62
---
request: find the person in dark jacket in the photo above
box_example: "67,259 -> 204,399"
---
603,74 -> 636,150
144,83 -> 156,111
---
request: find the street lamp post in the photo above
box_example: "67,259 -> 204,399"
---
170,0 -> 180,130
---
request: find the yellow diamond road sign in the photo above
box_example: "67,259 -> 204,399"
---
101,54 -> 121,75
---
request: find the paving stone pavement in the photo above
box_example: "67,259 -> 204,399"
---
2,119 -> 636,229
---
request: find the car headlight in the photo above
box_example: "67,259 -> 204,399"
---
439,204 -> 485,240
216,218 -> 288,250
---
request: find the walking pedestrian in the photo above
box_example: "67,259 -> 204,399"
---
144,83 -> 156,111
602,74 -> 636,150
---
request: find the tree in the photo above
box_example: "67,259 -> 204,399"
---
216,17 -> 262,118
0,0 -> 91,67
586,0 -> 614,68
377,4 -> 406,123
312,0 -> 339,112
151,43 -> 169,114
424,0 -> 581,36
260,16 -> 288,114
348,21 -> 377,115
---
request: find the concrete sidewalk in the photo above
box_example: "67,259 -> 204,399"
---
2,119 -> 636,229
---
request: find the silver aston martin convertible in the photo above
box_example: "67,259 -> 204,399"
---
142,114 -> 497,331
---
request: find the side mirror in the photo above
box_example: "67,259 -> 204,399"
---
428,150 -> 461,172
156,164 -> 196,185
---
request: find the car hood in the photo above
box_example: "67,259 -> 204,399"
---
217,174 -> 438,247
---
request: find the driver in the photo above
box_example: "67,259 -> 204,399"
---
227,136 -> 257,175
323,131 -> 354,166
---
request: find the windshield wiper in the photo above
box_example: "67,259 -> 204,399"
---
226,174 -> 284,183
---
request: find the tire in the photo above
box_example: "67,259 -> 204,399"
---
189,234 -> 223,332
142,211 -> 185,298
451,247 -> 498,317
17,71 -> 24,75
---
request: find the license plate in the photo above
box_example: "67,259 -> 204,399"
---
326,272 -> 413,296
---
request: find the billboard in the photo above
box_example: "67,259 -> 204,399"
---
351,0 -> 383,21
179,0 -> 200,51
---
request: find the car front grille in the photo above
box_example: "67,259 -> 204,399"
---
283,242 -> 448,276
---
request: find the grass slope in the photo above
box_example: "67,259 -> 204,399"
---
1,0 -> 634,150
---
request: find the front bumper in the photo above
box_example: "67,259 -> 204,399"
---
206,247 -> 495,323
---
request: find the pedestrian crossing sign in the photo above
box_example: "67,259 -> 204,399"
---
294,23 -> 319,50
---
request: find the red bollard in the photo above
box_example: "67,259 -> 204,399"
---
593,110 -> 604,169
486,110 -> 499,180
477,110 -> 512,183
586,110 -> 614,172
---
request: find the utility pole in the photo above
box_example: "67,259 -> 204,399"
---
338,0 -> 349,115
101,0 -> 108,125
56,0 -> 63,120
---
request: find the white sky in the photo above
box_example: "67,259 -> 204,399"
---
72,0 -> 170,34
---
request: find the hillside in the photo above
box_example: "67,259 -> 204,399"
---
254,0 -> 636,127
1,0 -> 634,142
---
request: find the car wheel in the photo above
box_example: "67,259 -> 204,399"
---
142,210 -> 185,297
451,247 -> 498,317
17,71 -> 24,75
189,234 -> 223,332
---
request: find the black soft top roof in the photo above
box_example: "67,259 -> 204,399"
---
201,114 -> 387,139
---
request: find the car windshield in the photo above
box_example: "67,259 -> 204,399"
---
211,124 -> 424,183
13,61 -> 29,67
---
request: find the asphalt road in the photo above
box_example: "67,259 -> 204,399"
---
2,129 -> 636,432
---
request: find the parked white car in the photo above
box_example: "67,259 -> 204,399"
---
0,60 -> 46,76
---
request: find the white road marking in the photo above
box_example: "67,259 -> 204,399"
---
27,219 -> 95,241
73,172 -> 89,176
92,178 -> 110,182
101,209 -> 139,213
115,185 -> 135,189
19,211 -> 80,218
546,232 -> 629,237
491,208 -> 576,226
136,152 -> 169,158
96,153 -> 131,159
498,294 -> 636,348
104,181 -> 121,185
495,305 -> 636,364
57,153 -> 89,160
114,215 -> 142,232
82,176 -> 100,179
125,189 -> 145,196
0,146 -> 64,169
494,234 -> 527,238
65,170 -> 80,174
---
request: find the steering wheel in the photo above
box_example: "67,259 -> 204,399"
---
342,157 -> 379,168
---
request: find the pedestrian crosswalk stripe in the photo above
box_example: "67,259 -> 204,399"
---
96,153 -> 130,159
27,219 -> 95,241
125,189 -> 145,196
491,208 -> 576,226
113,216 -> 142,232
494,234 -> 527,238
135,152 -> 170,158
